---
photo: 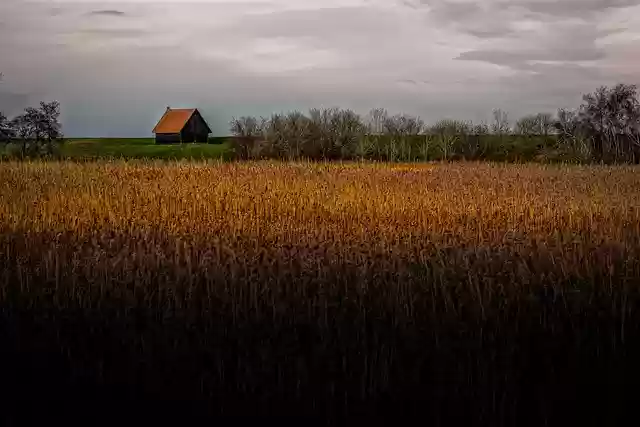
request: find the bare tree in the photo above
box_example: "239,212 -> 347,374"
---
578,84 -> 640,162
222,82 -> 640,163
355,131 -> 374,161
554,108 -> 592,161
308,107 -> 340,159
10,111 -> 36,156
240,109 -> 361,160
229,116 -> 262,138
418,133 -> 435,161
367,108 -> 388,135
534,113 -> 555,137
331,109 -> 366,159
428,119 -> 469,161
515,115 -> 538,136
453,120 -> 489,160
454,120 -> 486,159
471,121 -> 489,135
555,109 -> 580,141
39,101 -> 63,143
265,113 -> 289,159
383,114 -> 423,136
362,108 -> 388,160
229,116 -> 266,159
383,114 -> 424,161
491,109 -> 511,135
284,111 -> 310,160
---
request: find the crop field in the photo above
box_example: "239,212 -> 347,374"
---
2,160 -> 640,425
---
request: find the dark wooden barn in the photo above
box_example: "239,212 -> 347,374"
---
153,107 -> 212,144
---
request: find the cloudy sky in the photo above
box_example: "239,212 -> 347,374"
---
1,0 -> 639,137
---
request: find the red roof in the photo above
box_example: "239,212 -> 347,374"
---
153,108 -> 197,134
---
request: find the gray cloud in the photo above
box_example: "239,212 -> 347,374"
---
465,28 -> 515,39
89,10 -> 126,17
413,1 -> 523,41
420,0 -> 640,18
456,47 -> 606,70
0,0 -> 639,137
420,0 -> 640,39
454,11 -> 623,74
513,0 -> 640,18
75,28 -> 147,38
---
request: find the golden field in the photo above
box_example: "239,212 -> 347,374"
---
2,160 -> 640,424
2,160 -> 638,252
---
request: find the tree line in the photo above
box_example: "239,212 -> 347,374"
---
229,83 -> 640,164
2,81 -> 639,163
0,101 -> 63,158
0,73 -> 64,158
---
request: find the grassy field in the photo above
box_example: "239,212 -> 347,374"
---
2,160 -> 640,424
57,138 -> 232,160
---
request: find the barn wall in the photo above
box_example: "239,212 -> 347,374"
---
180,128 -> 194,143
156,133 -> 181,144
181,112 -> 210,143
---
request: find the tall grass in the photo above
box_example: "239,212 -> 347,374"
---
2,160 -> 640,425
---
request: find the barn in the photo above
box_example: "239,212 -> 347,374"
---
152,107 -> 212,144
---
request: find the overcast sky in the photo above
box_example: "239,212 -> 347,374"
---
1,0 -> 639,137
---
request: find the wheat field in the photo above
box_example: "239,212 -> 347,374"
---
2,160 -> 640,425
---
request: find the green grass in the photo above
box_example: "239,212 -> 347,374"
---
59,138 -> 233,160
